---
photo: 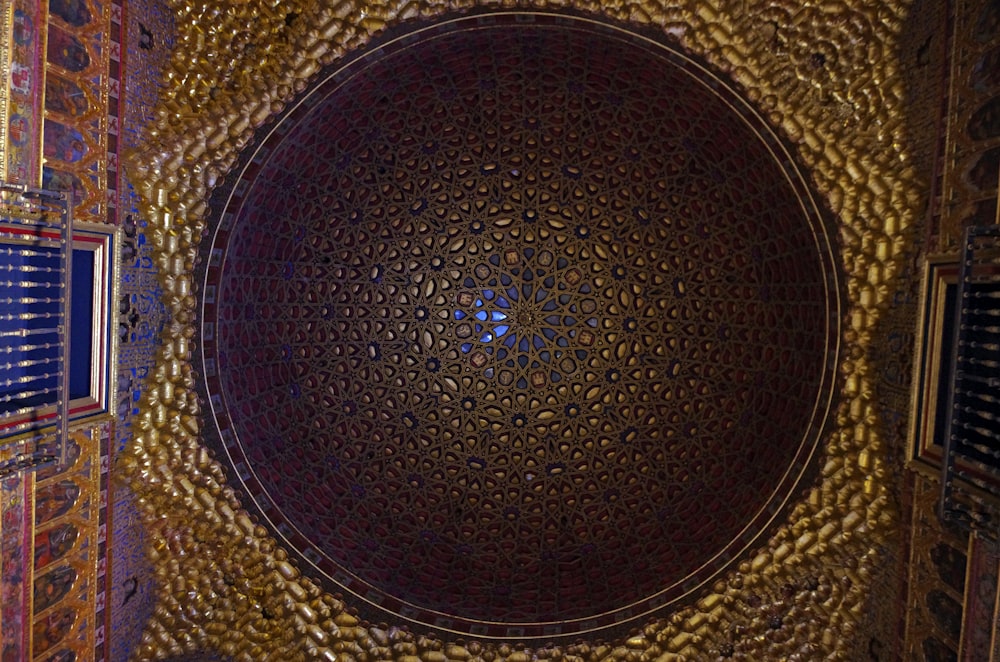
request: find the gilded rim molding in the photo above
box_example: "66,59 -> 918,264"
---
121,1 -> 917,659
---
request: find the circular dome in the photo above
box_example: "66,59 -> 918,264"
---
200,14 -> 841,639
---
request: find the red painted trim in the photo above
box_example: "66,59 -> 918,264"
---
21,473 -> 33,661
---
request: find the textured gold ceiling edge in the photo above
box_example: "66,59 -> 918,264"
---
119,0 -> 918,659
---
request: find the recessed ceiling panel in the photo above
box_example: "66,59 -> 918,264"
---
200,13 -> 841,638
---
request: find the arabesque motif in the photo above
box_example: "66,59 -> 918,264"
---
204,20 -> 841,635
120,0 -> 919,659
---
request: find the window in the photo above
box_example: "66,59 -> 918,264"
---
0,193 -> 114,443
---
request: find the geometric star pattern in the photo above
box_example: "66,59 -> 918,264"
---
204,19 -> 841,630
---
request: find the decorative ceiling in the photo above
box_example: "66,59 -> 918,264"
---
202,17 -> 840,634
120,0 -> 920,657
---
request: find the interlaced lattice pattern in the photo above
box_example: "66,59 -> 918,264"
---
206,23 -> 840,629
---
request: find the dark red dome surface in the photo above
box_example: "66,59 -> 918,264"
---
201,14 -> 841,638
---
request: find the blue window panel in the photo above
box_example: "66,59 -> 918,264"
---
0,247 -> 94,415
